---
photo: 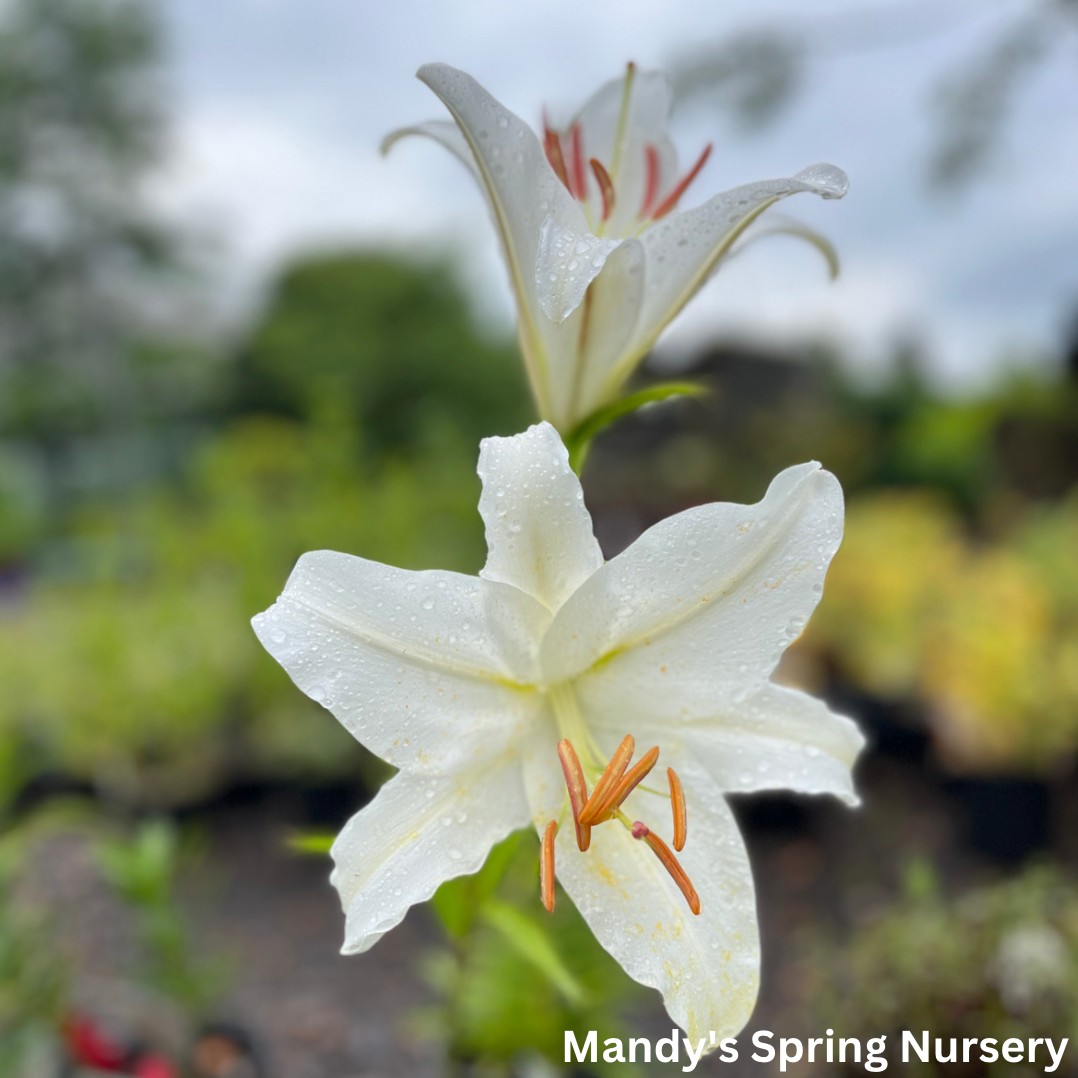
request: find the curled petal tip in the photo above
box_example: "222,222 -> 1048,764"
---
794,163 -> 849,199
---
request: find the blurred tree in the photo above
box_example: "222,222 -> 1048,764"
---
0,0 -> 218,518
232,252 -> 531,456
668,0 -> 1078,192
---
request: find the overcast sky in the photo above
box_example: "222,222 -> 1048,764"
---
154,0 -> 1078,388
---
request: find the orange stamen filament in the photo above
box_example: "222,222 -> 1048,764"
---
570,123 -> 588,201
668,767 -> 687,851
557,739 -> 591,852
640,143 -> 660,217
598,745 -> 659,819
651,143 -> 713,220
579,735 -> 634,825
589,158 -> 616,222
540,820 -> 558,912
635,828 -> 701,915
543,119 -> 570,191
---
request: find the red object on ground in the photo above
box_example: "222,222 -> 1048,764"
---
132,1052 -> 180,1078
64,1014 -> 128,1071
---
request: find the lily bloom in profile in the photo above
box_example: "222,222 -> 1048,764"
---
384,64 -> 848,434
252,422 -> 864,1043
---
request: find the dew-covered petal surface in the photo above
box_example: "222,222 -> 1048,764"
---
535,217 -> 621,324
381,119 -> 481,182
478,423 -> 603,612
252,551 -> 550,773
524,744 -> 759,1043
612,165 -> 848,388
571,69 -> 679,238
542,462 -> 843,686
332,760 -> 531,955
417,64 -> 586,420
572,237 -> 647,421
581,679 -> 863,803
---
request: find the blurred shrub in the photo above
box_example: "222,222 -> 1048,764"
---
0,413 -> 486,806
232,252 -> 531,454
0,834 -> 67,1076
803,863 -> 1078,1076
802,490 -> 1078,773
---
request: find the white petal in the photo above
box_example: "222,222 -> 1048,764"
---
574,238 -> 647,419
535,217 -> 621,324
580,679 -> 864,804
381,118 -> 481,182
478,422 -> 603,612
332,760 -> 530,954
570,69 -> 679,238
542,462 -> 844,688
601,166 -> 849,396
416,63 -> 586,422
524,745 -> 758,1042
253,551 -> 550,773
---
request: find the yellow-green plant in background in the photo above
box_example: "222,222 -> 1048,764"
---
801,490 -> 1078,773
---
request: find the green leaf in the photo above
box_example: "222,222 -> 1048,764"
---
431,830 -> 526,938
285,830 -> 336,856
481,899 -> 587,1006
565,381 -> 706,472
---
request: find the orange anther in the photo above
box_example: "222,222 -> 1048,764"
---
579,735 -> 635,825
570,123 -> 588,201
557,739 -> 591,852
540,820 -> 558,913
651,143 -> 713,220
640,143 -> 660,217
640,830 -> 700,915
668,767 -> 687,851
590,158 -> 615,221
599,745 -> 660,818
543,118 -> 570,191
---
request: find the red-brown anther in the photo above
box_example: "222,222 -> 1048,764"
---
543,119 -> 570,191
640,830 -> 701,915
569,123 -> 588,200
599,745 -> 660,818
557,739 -> 591,852
668,767 -> 687,851
640,143 -> 661,217
579,735 -> 635,825
540,820 -> 558,913
651,143 -> 713,220
589,158 -> 616,221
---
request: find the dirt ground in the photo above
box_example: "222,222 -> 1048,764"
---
22,736 -> 1041,1078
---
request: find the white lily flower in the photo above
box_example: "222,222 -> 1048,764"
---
253,422 -> 863,1043
384,64 -> 848,433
